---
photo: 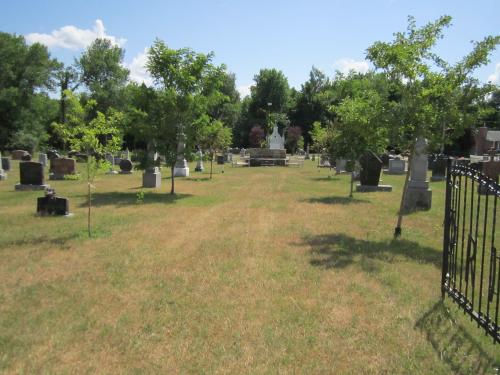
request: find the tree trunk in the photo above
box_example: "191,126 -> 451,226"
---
210,154 -> 213,179
87,161 -> 91,237
170,165 -> 175,194
394,146 -> 414,238
349,171 -> 354,198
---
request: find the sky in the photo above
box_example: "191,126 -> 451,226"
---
1,0 -> 499,97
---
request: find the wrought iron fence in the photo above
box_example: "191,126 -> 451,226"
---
442,159 -> 500,343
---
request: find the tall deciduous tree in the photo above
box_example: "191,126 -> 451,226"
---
366,15 -> 500,236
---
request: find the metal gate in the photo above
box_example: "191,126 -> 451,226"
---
442,159 -> 500,343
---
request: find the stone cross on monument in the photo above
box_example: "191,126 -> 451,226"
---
174,124 -> 190,177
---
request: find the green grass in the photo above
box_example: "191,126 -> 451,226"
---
0,159 -> 499,374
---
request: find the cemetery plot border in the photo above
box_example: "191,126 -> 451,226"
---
442,159 -> 500,344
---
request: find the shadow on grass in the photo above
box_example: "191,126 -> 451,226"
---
1,233 -> 78,249
78,192 -> 192,207
300,233 -> 441,269
416,301 -> 499,374
309,176 -> 340,182
304,196 -> 368,205
186,177 -> 212,182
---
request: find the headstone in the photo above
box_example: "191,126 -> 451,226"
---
15,161 -> 50,191
268,125 -> 285,150
173,125 -> 189,177
311,153 -> 316,161
105,153 -> 118,175
119,159 -> 133,174
2,157 -> 10,171
224,149 -> 233,163
217,155 -> 225,165
386,157 -> 406,175
37,189 -> 69,216
305,145 -> 310,160
195,149 -> 204,172
335,158 -> 345,172
47,150 -> 60,160
49,158 -> 77,180
21,153 -> 32,161
0,152 -> 6,180
431,155 -> 447,181
402,137 -> 432,212
38,153 -> 48,167
240,148 -> 246,157
356,152 -> 392,192
11,150 -> 29,160
142,167 -> 161,188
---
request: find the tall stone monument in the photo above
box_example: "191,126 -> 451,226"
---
0,152 -> 6,180
403,137 -> 432,212
268,125 -> 285,150
174,125 -> 189,177
195,147 -> 204,172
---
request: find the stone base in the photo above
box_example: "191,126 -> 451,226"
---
356,184 -> 393,192
119,171 -> 133,174
174,167 -> 189,177
402,187 -> 432,213
430,175 -> 445,182
142,172 -> 161,188
15,183 -> 50,191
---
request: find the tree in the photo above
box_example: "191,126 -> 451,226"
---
366,15 -> 500,236
199,117 -> 232,179
53,91 -> 122,237
286,126 -> 303,154
249,126 -> 265,147
146,39 -> 223,194
0,32 -> 59,150
76,38 -> 129,114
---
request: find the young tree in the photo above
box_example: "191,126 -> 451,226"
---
366,15 -> 500,236
146,39 -> 224,194
199,117 -> 232,179
53,92 -> 122,237
286,126 -> 303,154
249,126 -> 265,147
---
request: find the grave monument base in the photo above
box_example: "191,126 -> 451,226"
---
15,183 -> 50,191
356,184 -> 393,192
174,167 -> 189,177
402,186 -> 432,213
142,169 -> 161,188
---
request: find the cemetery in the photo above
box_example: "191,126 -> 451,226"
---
0,5 -> 499,374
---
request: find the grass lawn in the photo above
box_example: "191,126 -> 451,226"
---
0,159 -> 499,374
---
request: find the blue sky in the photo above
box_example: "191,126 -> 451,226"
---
2,0 -> 499,97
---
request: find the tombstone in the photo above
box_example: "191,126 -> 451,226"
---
0,152 -> 6,181
311,153 -> 316,161
104,153 -> 118,175
431,155 -> 447,181
38,153 -> 48,167
240,148 -> 246,157
195,149 -> 204,172
142,167 -> 161,188
114,157 -> 122,166
2,157 -> 10,171
49,158 -> 77,180
356,152 -> 392,192
37,189 -> 69,216
217,155 -> 225,165
268,125 -> 285,150
15,161 -> 50,191
47,149 -> 60,160
119,159 -> 133,174
224,149 -> 233,163
173,125 -> 189,177
305,145 -> 310,160
21,153 -> 32,161
402,137 -> 432,212
11,150 -> 29,160
386,157 -> 406,175
335,158 -> 345,172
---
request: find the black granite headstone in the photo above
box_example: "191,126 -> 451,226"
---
217,155 -> 225,165
37,190 -> 69,216
359,151 -> 382,186
119,159 -> 133,172
20,161 -> 44,185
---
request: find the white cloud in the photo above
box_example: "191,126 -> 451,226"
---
237,84 -> 251,98
25,19 -> 126,50
488,62 -> 500,84
126,48 -> 153,86
334,58 -> 370,75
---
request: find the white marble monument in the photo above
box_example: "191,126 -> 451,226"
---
403,137 -> 432,212
173,126 -> 189,177
0,152 -> 6,180
268,125 -> 285,150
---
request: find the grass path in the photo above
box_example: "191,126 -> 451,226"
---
0,160 -> 498,374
